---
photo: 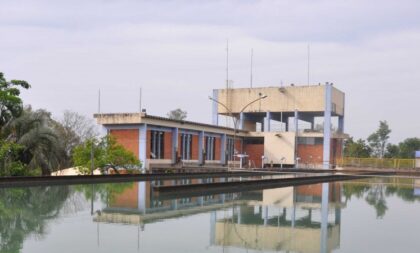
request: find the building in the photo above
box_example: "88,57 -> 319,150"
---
95,83 -> 348,171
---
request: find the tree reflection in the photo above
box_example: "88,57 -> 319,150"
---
0,186 -> 70,253
343,179 -> 420,218
74,182 -> 135,204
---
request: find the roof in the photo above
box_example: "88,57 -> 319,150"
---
94,113 -> 248,133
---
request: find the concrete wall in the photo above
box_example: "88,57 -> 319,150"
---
262,132 -> 296,165
216,85 -> 344,116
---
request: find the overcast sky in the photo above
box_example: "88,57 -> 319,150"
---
1,0 -> 419,143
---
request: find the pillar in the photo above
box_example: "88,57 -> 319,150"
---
138,181 -> 146,214
212,90 -> 218,126
323,83 -> 332,169
320,183 -> 329,253
171,127 -> 178,164
210,212 -> 216,245
294,110 -> 299,133
239,112 -> 244,130
264,111 -> 271,132
139,124 -> 147,171
199,131 -> 204,165
221,134 -> 227,165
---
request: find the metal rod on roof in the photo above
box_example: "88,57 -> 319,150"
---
98,89 -> 101,114
139,87 -> 142,113
307,44 -> 310,86
250,48 -> 253,88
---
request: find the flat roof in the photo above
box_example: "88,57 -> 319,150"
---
94,113 -> 249,134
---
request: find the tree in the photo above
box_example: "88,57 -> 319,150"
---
167,108 -> 187,120
55,110 -> 98,167
2,108 -> 65,175
0,72 -> 30,127
385,143 -> 399,158
398,138 -> 420,158
367,121 -> 391,158
73,135 -> 141,174
0,141 -> 26,176
344,137 -> 371,158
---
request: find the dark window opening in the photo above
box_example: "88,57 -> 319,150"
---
150,130 -> 165,159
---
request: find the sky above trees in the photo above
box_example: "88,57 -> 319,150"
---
1,0 -> 419,142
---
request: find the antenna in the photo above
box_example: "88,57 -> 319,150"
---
226,39 -> 229,89
307,44 -> 310,86
225,39 -> 230,127
139,87 -> 142,113
97,89 -> 101,114
250,48 -> 253,88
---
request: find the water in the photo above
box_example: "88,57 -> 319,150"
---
2,176 -> 420,253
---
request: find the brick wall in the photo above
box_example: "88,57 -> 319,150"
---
191,135 -> 199,160
214,137 -> 221,160
109,129 -> 139,158
164,132 -> 172,159
298,139 -> 343,166
244,144 -> 264,168
297,144 -> 323,164
235,139 -> 243,154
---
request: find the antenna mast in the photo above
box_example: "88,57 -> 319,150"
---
307,44 -> 310,86
98,89 -> 101,114
250,48 -> 253,88
139,87 -> 142,113
225,39 -> 230,127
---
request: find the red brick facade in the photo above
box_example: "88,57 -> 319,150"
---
297,144 -> 323,164
109,129 -> 139,158
244,144 -> 264,168
297,139 -> 344,166
214,137 -> 221,160
163,132 -> 172,159
191,135 -> 199,160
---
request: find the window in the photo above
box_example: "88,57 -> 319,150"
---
244,138 -> 264,145
205,136 -> 216,160
150,130 -> 165,159
297,137 -> 323,145
180,133 -> 192,160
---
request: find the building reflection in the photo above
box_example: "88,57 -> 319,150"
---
212,183 -> 343,253
93,180 -> 344,253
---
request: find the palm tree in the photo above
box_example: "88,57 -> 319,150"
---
2,108 -> 65,175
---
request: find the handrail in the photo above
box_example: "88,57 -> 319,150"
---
338,157 -> 416,169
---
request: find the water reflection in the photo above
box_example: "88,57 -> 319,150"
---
93,180 -> 343,253
2,177 -> 420,252
0,186 -> 70,252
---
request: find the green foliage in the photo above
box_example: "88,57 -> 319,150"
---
344,138 -> 371,158
167,108 -> 187,120
0,141 -> 27,176
367,121 -> 391,158
398,138 -> 420,158
73,135 -> 141,174
0,72 -> 30,128
385,143 -> 399,158
2,108 -> 65,175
